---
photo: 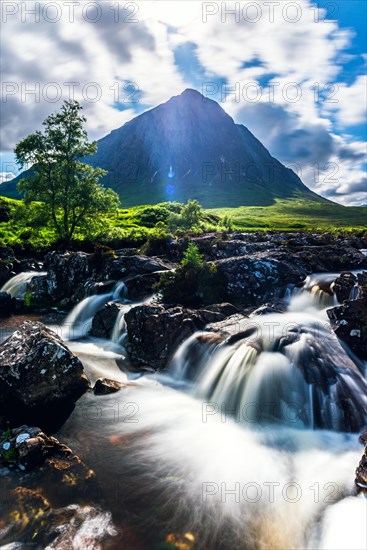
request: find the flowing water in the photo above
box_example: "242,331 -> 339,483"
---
0,271 -> 47,298
2,270 -> 367,549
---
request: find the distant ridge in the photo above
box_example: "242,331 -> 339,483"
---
1,89 -> 327,207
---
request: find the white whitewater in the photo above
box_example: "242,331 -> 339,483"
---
170,274 -> 367,431
61,281 -> 128,340
59,385 -> 367,549
51,270 -> 367,548
1,271 -> 46,298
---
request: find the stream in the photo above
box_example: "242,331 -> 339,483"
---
1,270 -> 367,549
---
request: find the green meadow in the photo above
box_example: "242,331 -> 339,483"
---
0,195 -> 366,255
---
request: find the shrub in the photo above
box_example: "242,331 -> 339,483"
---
156,243 -> 226,307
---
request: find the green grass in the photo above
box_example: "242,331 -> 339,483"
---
0,195 -> 366,256
210,198 -> 367,231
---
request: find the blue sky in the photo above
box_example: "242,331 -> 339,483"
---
1,0 -> 366,205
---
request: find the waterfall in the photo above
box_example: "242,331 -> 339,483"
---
170,331 -> 223,382
111,307 -> 128,344
194,312 -> 367,431
62,281 -> 128,340
168,275 -> 366,432
1,271 -> 47,298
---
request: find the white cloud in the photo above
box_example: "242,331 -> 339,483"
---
0,172 -> 15,183
0,0 -> 366,205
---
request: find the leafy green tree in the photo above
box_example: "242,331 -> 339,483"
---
14,100 -> 119,244
181,199 -> 203,229
181,242 -> 203,267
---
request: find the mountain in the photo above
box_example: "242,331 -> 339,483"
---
1,89 -> 325,207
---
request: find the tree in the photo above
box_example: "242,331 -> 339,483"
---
181,199 -> 202,229
15,100 -> 119,243
181,242 -> 203,267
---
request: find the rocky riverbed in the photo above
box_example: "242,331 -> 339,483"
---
1,231 -> 367,548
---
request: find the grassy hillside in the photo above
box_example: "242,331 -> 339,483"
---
0,195 -> 365,256
211,198 -> 367,231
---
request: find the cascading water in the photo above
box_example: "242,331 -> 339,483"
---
61,281 -> 129,340
170,275 -> 367,432
0,271 -> 47,298
4,268 -> 366,548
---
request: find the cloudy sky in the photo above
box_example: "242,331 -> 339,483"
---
1,0 -> 366,205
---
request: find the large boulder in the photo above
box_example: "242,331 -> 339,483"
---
0,291 -> 15,316
43,251 -> 91,305
0,426 -> 116,548
333,272 -> 357,303
90,301 -> 129,340
294,245 -> 367,272
355,427 -> 367,492
102,253 -> 173,281
125,304 -> 206,369
215,251 -> 307,305
327,299 -> 367,360
0,245 -> 15,286
124,271 -> 162,300
0,321 -> 90,429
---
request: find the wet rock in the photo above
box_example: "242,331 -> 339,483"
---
32,252 -> 91,306
198,302 -> 240,323
249,299 -> 287,317
102,253 -> 173,281
93,378 -> 128,395
0,430 -> 110,548
294,245 -> 367,272
0,291 -> 15,316
0,321 -> 90,429
26,274 -> 51,308
215,251 -> 307,306
125,304 -> 206,369
359,426 -> 367,445
124,271 -> 161,300
86,280 -> 117,296
91,301 -> 128,339
327,299 -> 367,360
333,272 -> 357,303
355,432 -> 367,492
0,246 -> 15,286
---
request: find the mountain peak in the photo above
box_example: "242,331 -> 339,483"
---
180,88 -> 203,98
2,90 -> 319,208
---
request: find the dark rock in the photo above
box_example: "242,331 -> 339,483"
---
249,299 -> 287,317
86,280 -> 117,296
27,274 -> 51,308
0,321 -> 90,429
124,271 -> 161,300
43,251 -> 91,305
0,429 -> 109,548
295,245 -> 367,272
327,299 -> 367,360
125,304 -> 206,369
0,291 -> 15,316
15,258 -> 44,274
93,378 -> 128,395
91,301 -> 128,339
356,431 -> 367,496
198,302 -> 240,323
102,253 -> 173,281
333,272 -> 357,303
0,246 -> 15,286
359,426 -> 367,445
215,251 -> 307,306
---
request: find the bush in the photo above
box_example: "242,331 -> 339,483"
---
134,205 -> 171,228
156,243 -> 227,307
